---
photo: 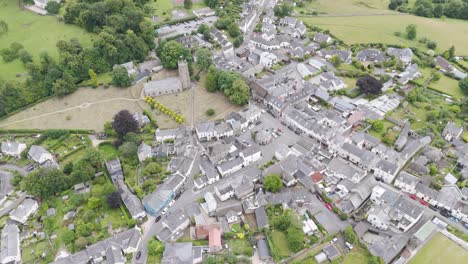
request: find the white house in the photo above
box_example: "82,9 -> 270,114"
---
215,184 -> 235,202
394,172 -> 419,194
374,159 -> 400,183
217,157 -> 244,177
240,146 -> 262,166
9,198 -> 39,224
0,142 -> 26,157
34,0 -> 61,9
196,122 -> 217,141
259,52 -> 278,68
225,210 -> 239,223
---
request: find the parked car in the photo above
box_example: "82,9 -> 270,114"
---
155,215 -> 162,222
316,194 -> 324,202
419,200 -> 428,206
331,237 -> 338,243
162,207 -> 168,215
345,242 -> 353,250
325,203 -> 333,211
168,200 -> 176,208
136,251 -> 142,259
449,216 -> 460,223
462,222 -> 468,230
409,194 -> 417,200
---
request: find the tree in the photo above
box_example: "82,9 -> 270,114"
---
344,226 -> 358,244
233,36 -> 243,48
406,24 -> 417,40
195,48 -> 212,74
0,20 -> 8,34
87,197 -> 102,210
273,213 -> 291,230
459,77 -> 468,94
18,49 -> 33,64
107,192 -> 122,209
448,45 -> 456,58
370,120 -> 384,132
184,0 -> 192,9
330,55 -> 342,67
160,40 -> 190,69
88,69 -> 98,88
273,2 -> 293,17
119,142 -> 138,159
205,66 -> 218,92
264,174 -> 282,193
426,41 -> 437,49
74,237 -> 88,250
45,1 -> 61,14
112,110 -> 139,138
197,23 -> 210,35
21,168 -> 70,199
287,227 -> 304,252
62,230 -> 76,245
112,66 -> 131,87
53,73 -> 77,96
148,238 -> 165,256
369,256 -> 385,264
225,78 -> 250,105
206,108 -> 215,116
227,23 -> 241,38
356,75 -> 383,95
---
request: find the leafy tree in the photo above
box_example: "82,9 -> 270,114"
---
0,20 -> 8,34
273,213 -> 291,230
112,110 -> 139,138
406,24 -> 417,40
21,168 -> 70,199
273,2 -> 293,17
184,0 -> 192,9
448,45 -> 456,58
197,23 -> 210,35
426,41 -> 437,49
429,163 -> 438,175
112,66 -> 131,87
206,108 -> 215,116
53,72 -> 77,96
225,78 -> 250,105
370,120 -> 384,132
195,48 -> 213,74
87,197 -> 102,210
119,142 -> 138,159
71,159 -> 95,183
330,55 -> 342,67
227,23 -> 241,38
18,49 -> 33,64
459,77 -> 468,94
45,1 -> 61,14
264,174 -> 282,193
233,36 -> 243,48
160,40 -> 190,69
205,66 -> 218,92
344,226 -> 358,244
107,192 -> 122,209
287,227 -> 304,252
62,230 -> 76,245
148,238 -> 165,256
88,69 -> 98,88
143,162 -> 163,176
369,256 -> 385,264
356,75 -> 383,95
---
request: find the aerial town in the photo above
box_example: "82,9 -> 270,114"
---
0,0 -> 467,264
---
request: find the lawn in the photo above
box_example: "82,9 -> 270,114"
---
298,15 -> 468,54
390,103 -> 429,130
98,142 -> 119,160
368,120 -> 395,140
0,0 -> 94,81
409,232 -> 468,264
342,243 -> 371,264
227,238 -> 253,256
271,230 -> 293,258
296,0 -> 393,15
428,75 -> 465,100
147,0 -> 174,21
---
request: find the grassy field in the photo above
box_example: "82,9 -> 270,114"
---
296,0 -> 392,15
409,232 -> 468,264
271,230 -> 293,258
148,0 -> 174,21
299,15 -> 468,54
428,75 -> 465,99
0,0 -> 94,80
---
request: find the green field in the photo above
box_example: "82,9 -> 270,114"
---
0,0 -> 94,80
299,15 -> 468,54
428,75 -> 465,99
296,0 -> 392,15
409,233 -> 468,264
271,230 -> 293,258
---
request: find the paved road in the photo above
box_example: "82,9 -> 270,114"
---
0,163 -> 28,176
157,16 -> 218,39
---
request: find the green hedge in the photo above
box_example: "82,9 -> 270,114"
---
0,129 -> 93,135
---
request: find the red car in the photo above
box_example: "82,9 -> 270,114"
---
409,194 -> 417,200
325,203 -> 333,211
277,128 -> 283,133
419,200 -> 428,206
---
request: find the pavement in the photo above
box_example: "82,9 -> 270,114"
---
157,16 -> 218,39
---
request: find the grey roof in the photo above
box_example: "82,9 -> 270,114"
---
105,245 -> 125,264
376,159 -> 399,175
437,185 -> 463,208
106,158 -> 123,180
387,47 -> 413,63
392,196 -> 423,219
161,242 -> 193,264
255,206 -> 269,229
114,180 -> 145,219
323,244 -> 341,260
357,48 -> 386,63
313,33 -> 331,43
217,157 -> 244,172
396,171 -> 419,186
1,224 -> 20,263
1,141 -> 26,156
257,238 -> 271,260
442,122 -> 463,138
28,145 -> 51,162
163,208 -> 189,231
415,183 -> 438,198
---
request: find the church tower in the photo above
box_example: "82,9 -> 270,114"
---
178,61 -> 190,90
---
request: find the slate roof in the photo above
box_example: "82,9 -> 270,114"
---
255,206 -> 269,229
161,242 -> 193,264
